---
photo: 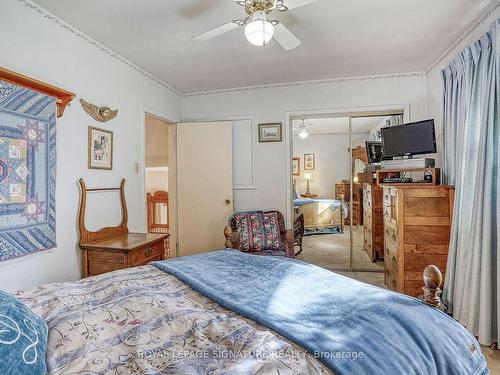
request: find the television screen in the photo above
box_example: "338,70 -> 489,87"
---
381,119 -> 436,158
365,141 -> 383,164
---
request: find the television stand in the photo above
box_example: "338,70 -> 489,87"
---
376,167 -> 440,186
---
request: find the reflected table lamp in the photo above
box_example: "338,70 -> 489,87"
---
304,173 -> 312,195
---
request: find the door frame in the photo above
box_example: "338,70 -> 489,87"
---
140,106 -> 179,256
285,104 -> 410,272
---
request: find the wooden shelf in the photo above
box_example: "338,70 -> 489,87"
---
377,167 -> 441,186
0,67 -> 75,117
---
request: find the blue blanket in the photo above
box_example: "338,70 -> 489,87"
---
153,251 -> 489,375
294,197 -> 342,208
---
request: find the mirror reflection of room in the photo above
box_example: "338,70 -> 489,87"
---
351,115 -> 403,271
292,117 -> 351,270
292,114 -> 403,272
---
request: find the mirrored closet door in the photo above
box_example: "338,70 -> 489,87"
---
291,112 -> 404,272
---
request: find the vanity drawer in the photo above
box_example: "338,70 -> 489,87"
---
129,241 -> 164,266
88,251 -> 126,276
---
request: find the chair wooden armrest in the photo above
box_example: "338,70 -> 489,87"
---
224,226 -> 240,249
285,229 -> 294,258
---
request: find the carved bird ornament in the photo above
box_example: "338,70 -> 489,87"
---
80,98 -> 118,122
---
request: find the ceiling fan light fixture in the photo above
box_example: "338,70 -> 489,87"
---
298,130 -> 309,139
244,11 -> 274,46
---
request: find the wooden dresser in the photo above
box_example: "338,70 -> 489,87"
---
382,185 -> 454,297
362,183 -> 384,261
335,181 -> 363,226
81,233 -> 169,277
78,178 -> 170,278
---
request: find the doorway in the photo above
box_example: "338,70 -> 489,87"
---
144,114 -> 174,256
290,110 -> 404,273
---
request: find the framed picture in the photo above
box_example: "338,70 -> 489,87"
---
292,157 -> 300,176
259,123 -> 282,142
304,153 -> 315,170
88,126 -> 113,170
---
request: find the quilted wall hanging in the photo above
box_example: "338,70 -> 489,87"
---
0,80 -> 57,261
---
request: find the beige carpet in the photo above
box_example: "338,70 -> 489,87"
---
297,226 -> 384,271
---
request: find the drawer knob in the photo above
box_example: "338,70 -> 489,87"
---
144,248 -> 153,257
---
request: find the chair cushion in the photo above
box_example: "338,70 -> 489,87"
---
232,211 -> 282,253
0,290 -> 48,375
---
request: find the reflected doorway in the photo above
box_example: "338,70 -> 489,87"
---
144,114 -> 174,256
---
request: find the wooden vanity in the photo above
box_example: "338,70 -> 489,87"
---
78,178 -> 169,278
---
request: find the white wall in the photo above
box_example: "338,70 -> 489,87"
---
0,1 -> 182,291
145,168 -> 169,194
293,132 -> 368,199
426,6 -> 500,168
184,74 -> 428,221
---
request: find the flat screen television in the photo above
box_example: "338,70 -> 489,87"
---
365,141 -> 383,164
381,119 -> 436,158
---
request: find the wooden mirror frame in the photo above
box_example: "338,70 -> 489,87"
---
147,191 -> 169,233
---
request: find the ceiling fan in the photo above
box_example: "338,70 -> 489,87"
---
294,119 -> 311,139
193,0 -> 320,50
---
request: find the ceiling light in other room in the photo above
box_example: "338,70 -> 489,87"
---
298,129 -> 309,139
298,119 -> 309,139
245,11 -> 274,46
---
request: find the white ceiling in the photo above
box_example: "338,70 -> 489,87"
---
292,116 -> 388,135
33,0 -> 492,93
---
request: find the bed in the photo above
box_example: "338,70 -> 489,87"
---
5,250 -> 489,375
294,198 -> 348,235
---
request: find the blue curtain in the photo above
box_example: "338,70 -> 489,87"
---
442,19 -> 499,347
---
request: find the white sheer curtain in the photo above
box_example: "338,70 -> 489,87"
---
442,19 -> 499,347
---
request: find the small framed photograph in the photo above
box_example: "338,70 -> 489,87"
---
304,153 -> 315,170
259,123 -> 282,142
292,157 -> 300,176
88,126 -> 113,170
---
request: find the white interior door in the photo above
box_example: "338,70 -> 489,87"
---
176,122 -> 233,256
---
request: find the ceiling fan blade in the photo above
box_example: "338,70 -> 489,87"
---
274,23 -> 301,51
284,0 -> 319,10
193,22 -> 239,42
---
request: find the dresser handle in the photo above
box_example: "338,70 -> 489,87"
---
144,248 -> 153,257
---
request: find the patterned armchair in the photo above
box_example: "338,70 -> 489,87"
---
224,211 -> 294,258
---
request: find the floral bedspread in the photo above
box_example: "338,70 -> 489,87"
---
14,266 -> 331,375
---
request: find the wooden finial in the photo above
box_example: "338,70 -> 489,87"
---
224,226 -> 233,249
422,265 -> 444,309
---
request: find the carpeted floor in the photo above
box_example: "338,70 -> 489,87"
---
296,225 -> 384,271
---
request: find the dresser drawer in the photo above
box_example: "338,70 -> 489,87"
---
365,209 -> 372,226
129,241 -> 164,266
385,239 -> 399,272
364,185 -> 372,207
88,251 -> 126,276
385,264 -> 399,291
384,222 -> 398,246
